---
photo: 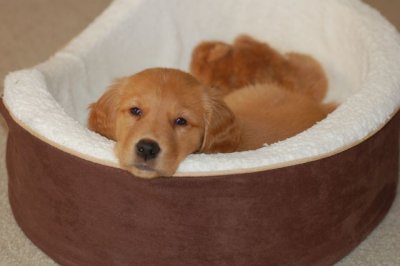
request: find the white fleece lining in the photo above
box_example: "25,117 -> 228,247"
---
3,0 -> 400,175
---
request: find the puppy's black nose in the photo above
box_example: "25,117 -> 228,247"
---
136,139 -> 161,161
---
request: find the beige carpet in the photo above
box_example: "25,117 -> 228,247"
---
0,0 -> 399,265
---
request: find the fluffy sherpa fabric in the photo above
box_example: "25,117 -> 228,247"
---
3,0 -> 400,175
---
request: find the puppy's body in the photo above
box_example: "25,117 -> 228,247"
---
89,68 -> 333,178
224,83 -> 332,150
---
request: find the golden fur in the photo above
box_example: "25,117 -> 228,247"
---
89,67 -> 334,178
190,35 -> 328,101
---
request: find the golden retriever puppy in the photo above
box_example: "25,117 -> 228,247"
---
89,68 -> 334,178
190,35 -> 328,101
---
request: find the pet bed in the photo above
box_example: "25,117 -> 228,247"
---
1,0 -> 400,265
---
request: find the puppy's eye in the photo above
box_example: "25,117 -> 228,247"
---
175,117 -> 187,126
130,107 -> 142,116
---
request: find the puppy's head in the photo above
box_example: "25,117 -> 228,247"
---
89,68 -> 240,178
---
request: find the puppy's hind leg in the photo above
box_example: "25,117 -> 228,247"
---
284,53 -> 328,102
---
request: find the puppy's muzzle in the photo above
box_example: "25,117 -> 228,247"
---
136,139 -> 161,161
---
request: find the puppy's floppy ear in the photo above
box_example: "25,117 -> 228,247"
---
200,88 -> 241,153
88,79 -> 125,140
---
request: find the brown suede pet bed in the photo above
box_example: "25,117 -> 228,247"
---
2,0 -> 400,265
